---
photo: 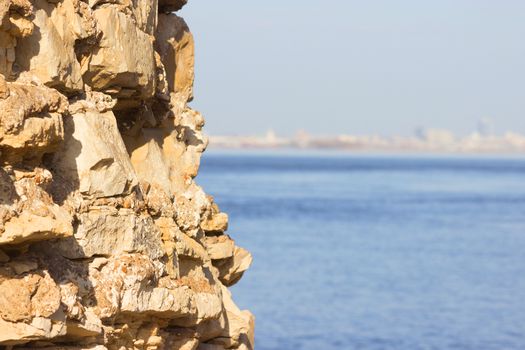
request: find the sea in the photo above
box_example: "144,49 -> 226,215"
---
197,151 -> 525,350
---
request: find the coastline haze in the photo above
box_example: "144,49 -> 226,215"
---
181,1 -> 525,137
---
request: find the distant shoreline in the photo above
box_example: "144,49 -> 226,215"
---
206,130 -> 525,155
204,145 -> 525,158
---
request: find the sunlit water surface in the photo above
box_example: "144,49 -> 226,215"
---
197,151 -> 525,350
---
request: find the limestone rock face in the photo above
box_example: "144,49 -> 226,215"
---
156,13 -> 194,101
83,5 -> 157,105
51,107 -> 138,198
0,77 -> 68,164
0,0 -> 34,79
0,167 -> 73,245
0,0 -> 253,348
15,0 -> 97,93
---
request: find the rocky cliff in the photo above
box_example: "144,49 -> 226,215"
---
0,0 -> 254,348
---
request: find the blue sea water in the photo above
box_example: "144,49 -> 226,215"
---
197,151 -> 525,350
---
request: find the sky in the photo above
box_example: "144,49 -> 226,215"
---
179,1 -> 525,137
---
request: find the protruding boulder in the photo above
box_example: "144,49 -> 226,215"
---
15,0 -> 97,93
155,13 -> 194,100
202,212 -> 229,234
213,246 -> 253,287
86,0 -> 158,35
83,6 -> 156,104
204,235 -> 235,260
196,285 -> 254,349
123,127 -> 173,196
54,209 -> 164,260
0,316 -> 67,345
211,285 -> 254,350
0,79 -> 67,165
50,106 -> 138,198
88,254 -> 196,320
0,170 -> 73,246
0,264 -> 66,345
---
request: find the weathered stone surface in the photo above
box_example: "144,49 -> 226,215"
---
214,246 -> 253,287
83,6 -> 156,103
51,107 -> 138,198
55,209 -> 164,259
204,235 -> 235,260
1,205 -> 72,245
86,0 -> 157,35
202,212 -> 229,234
0,316 -> 67,345
15,0 -> 97,93
174,227 -> 208,261
156,13 -> 194,100
221,285 -> 254,350
0,0 -> 253,347
0,171 -> 73,245
0,264 -> 67,345
124,110 -> 207,199
0,272 -> 61,322
123,127 -> 173,196
0,0 -> 33,78
174,186 -> 209,237
88,254 -> 199,320
0,78 -> 67,164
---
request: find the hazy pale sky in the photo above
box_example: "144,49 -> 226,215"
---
180,1 -> 525,137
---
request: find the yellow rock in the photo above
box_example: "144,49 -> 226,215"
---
0,0 -> 253,347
